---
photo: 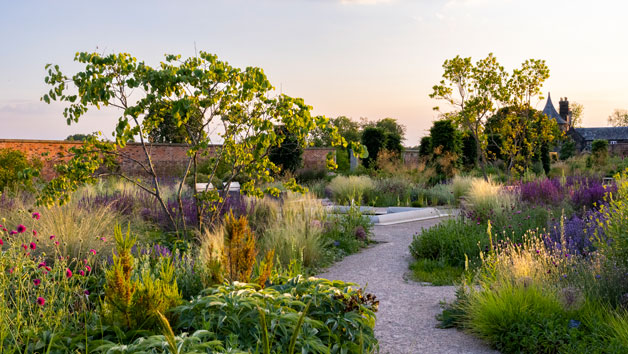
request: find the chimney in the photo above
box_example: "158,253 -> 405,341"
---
559,97 -> 570,124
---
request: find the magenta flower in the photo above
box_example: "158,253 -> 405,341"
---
78,270 -> 85,276
0,238 -> 3,245
32,230 -> 37,236
32,212 -> 41,220
49,235 -> 55,240
65,268 -> 72,278
21,244 -> 27,250
17,225 -> 26,233
54,241 -> 59,246
36,297 -> 45,306
84,290 -> 90,295
29,242 -> 36,250
100,237 -> 107,242
85,265 -> 92,272
33,279 -> 41,286
89,249 -> 96,255
44,266 -> 51,272
38,261 -> 46,268
2,228 -> 7,232
8,268 -> 13,274
10,230 -> 17,235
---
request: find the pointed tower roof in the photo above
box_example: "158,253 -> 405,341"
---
542,93 -> 567,124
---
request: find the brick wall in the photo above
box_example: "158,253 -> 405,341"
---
0,139 -> 335,180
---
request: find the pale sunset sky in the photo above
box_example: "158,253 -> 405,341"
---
1,0 -> 627,146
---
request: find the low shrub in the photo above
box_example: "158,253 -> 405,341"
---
410,258 -> 465,286
0,148 -> 41,192
424,183 -> 454,206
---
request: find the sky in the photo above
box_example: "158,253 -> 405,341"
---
1,0 -> 627,146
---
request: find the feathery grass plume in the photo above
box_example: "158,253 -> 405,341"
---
197,226 -> 225,286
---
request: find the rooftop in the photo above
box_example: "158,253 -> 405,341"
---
541,93 -> 567,125
574,127 -> 628,141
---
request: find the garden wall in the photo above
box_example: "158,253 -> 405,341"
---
0,139 -> 335,180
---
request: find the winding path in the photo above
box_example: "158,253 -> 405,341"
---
318,218 -> 497,354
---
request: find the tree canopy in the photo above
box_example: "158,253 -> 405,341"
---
41,51 -> 363,234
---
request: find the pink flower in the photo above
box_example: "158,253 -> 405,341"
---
85,265 -> 92,272
44,266 -> 51,272
10,230 -> 17,235
49,235 -> 55,240
32,230 -> 37,236
100,237 -> 106,242
33,279 -> 41,286
21,244 -> 27,250
0,238 -> 3,245
17,225 -> 26,233
78,270 -> 85,276
29,242 -> 36,250
54,241 -> 59,246
8,268 -> 13,274
84,290 -> 90,295
89,249 -> 96,255
36,297 -> 45,306
32,212 -> 41,220
65,268 -> 72,278
2,228 -> 6,232
38,262 -> 46,268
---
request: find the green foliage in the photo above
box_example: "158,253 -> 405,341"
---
423,183 -> 454,206
40,51 -> 363,233
103,225 -> 182,331
410,259 -> 465,286
173,276 -> 379,353
430,120 -> 462,158
461,133 -> 478,168
360,126 -> 387,169
322,201 -> 373,257
146,101 -> 205,144
541,142 -> 551,175
418,136 -> 432,157
0,224 -> 91,351
592,139 -> 609,164
431,54 -> 551,178
65,133 -> 93,141
560,139 -> 576,160
269,125 -> 304,175
0,148 -> 41,192
222,212 -> 257,283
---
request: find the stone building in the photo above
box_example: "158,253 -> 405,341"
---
542,93 -> 628,155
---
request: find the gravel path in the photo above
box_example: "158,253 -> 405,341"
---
318,218 -> 497,354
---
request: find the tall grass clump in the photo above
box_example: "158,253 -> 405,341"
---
258,192 -> 326,268
328,175 -> 375,204
451,175 -> 475,201
464,178 -> 516,221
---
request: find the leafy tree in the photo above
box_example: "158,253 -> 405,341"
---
146,101 -> 205,144
486,107 -> 559,175
375,118 -> 406,142
65,134 -> 92,141
418,136 -> 432,157
309,116 -> 361,147
41,52 -> 362,234
268,125 -> 303,175
541,143 -> 550,175
384,130 -> 403,154
429,120 -> 461,157
361,127 -> 387,169
608,109 -> 628,127
569,102 -> 584,128
430,54 -> 551,179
